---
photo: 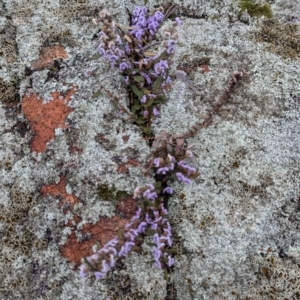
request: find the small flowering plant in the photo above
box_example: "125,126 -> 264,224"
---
79,5 -> 201,281
80,142 -> 199,280
93,6 -> 182,136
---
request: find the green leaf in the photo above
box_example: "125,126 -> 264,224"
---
131,103 -> 141,113
155,181 -> 162,189
111,100 -> 119,110
90,54 -> 101,60
153,76 -> 163,90
154,97 -> 165,104
133,76 -> 145,83
154,51 -> 168,64
123,68 -> 140,75
142,127 -> 152,135
145,97 -> 155,108
146,242 -> 156,247
130,84 -> 143,98
142,88 -> 150,94
145,229 -> 156,236
92,90 -> 101,98
166,249 -> 177,254
135,118 -> 146,125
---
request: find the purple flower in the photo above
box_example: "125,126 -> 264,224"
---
132,8 -> 141,17
167,255 -> 175,267
118,246 -> 126,257
154,259 -> 162,269
166,76 -> 172,84
137,221 -> 147,233
143,184 -> 157,200
137,16 -> 147,27
130,208 -> 142,222
101,260 -> 110,273
153,11 -> 164,22
124,241 -> 135,253
162,235 -> 173,247
161,206 -> 168,215
119,62 -> 130,71
153,107 -> 159,116
146,183 -> 155,190
178,160 -> 187,167
156,167 -> 169,175
143,110 -> 149,117
176,172 -> 192,184
105,237 -> 118,248
175,17 -> 183,26
153,247 -> 161,259
153,157 -> 161,167
133,29 -> 144,40
167,45 -> 175,54
163,187 -> 173,194
148,20 -> 159,33
133,187 -> 142,198
185,150 -> 193,158
124,76 -> 129,85
141,72 -> 152,85
95,271 -> 104,280
125,44 -> 131,54
144,191 -> 158,200
114,48 -> 124,57
84,69 -> 93,78
98,47 -> 106,56
109,254 -> 115,267
187,166 -> 196,175
154,60 -> 168,75
153,233 -> 160,245
141,95 -> 147,103
106,54 -> 119,61
79,264 -> 88,278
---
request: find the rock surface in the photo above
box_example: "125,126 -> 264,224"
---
0,0 -> 300,299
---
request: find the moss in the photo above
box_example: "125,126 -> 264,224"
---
239,0 -> 273,18
97,184 -> 129,202
254,19 -> 300,59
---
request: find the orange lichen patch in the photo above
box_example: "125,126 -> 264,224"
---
31,45 -> 68,70
127,159 -> 142,166
60,197 -> 137,265
122,135 -> 130,143
200,63 -> 210,73
41,175 -> 80,209
22,87 -> 77,153
65,214 -> 82,227
117,159 -> 143,174
69,145 -> 83,154
116,196 -> 138,218
117,163 -> 129,174
61,216 -> 128,265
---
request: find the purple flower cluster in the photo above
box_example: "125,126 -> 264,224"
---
131,7 -> 164,41
134,183 -> 158,201
152,151 -> 197,185
80,203 -> 175,279
80,6 -> 191,281
93,6 -> 183,131
151,210 -> 174,269
80,208 -> 145,280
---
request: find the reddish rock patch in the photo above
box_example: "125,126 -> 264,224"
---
41,175 -> 80,209
31,45 -> 68,70
22,87 -> 77,153
61,196 -> 137,265
200,63 -> 210,73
